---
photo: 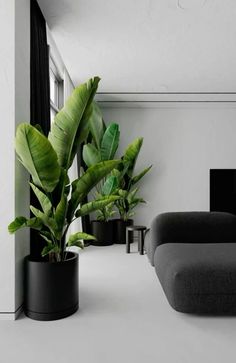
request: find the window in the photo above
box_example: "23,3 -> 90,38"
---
49,56 -> 63,122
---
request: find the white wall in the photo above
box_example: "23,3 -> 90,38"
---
0,0 -> 30,318
14,0 -> 30,311
102,105 -> 236,226
38,0 -> 236,93
0,0 -> 16,316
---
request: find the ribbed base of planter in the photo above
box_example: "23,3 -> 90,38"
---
25,303 -> 78,321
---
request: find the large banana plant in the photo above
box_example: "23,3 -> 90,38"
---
8,77 -> 121,262
82,103 -> 121,220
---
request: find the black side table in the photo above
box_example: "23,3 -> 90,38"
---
126,225 -> 147,255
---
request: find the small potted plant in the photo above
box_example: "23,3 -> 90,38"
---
113,137 -> 152,244
90,175 -> 119,246
8,77 -> 121,320
82,114 -> 121,245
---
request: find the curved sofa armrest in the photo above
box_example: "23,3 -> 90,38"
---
145,211 -> 236,266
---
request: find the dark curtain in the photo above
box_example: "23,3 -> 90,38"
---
30,0 -> 51,258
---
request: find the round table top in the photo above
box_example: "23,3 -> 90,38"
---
126,225 -> 147,231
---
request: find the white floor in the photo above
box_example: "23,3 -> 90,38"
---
1,243 -> 236,363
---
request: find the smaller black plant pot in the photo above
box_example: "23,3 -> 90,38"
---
90,220 -> 113,246
24,252 -> 78,321
113,219 -> 134,244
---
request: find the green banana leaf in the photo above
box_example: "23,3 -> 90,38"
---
68,232 -> 95,242
101,123 -> 120,161
127,187 -> 139,203
48,77 -> 100,171
30,206 -> 59,239
41,244 -> 60,257
16,123 -> 61,193
111,162 -> 129,189
67,232 -> 96,248
82,143 -> 101,167
30,183 -> 52,215
123,137 -> 143,178
8,216 -> 43,234
68,160 -> 121,220
131,165 -> 152,186
52,168 -> 70,206
75,195 -> 120,217
101,176 -> 118,196
88,102 -> 106,148
54,195 -> 68,236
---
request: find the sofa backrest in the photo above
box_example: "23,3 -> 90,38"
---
145,211 -> 236,266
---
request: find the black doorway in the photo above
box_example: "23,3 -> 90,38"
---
210,169 -> 236,215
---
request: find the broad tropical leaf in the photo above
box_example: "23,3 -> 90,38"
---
69,232 -> 95,241
101,176 -> 118,196
26,217 -> 44,230
123,137 -> 143,178
68,160 -> 121,220
16,123 -> 60,192
52,168 -> 70,206
88,102 -> 106,148
55,195 -> 68,235
67,232 -> 96,248
70,111 -> 91,164
82,143 -> 101,167
48,77 -> 100,170
101,123 -> 120,161
8,217 -> 27,233
8,216 -> 42,234
131,165 -> 152,186
41,243 -> 60,257
75,195 -> 120,217
127,187 -> 139,203
30,206 -> 58,238
111,162 -> 129,188
30,183 -> 52,215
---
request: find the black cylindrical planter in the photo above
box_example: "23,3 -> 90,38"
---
90,220 -> 113,246
113,219 -> 134,244
25,252 -> 78,321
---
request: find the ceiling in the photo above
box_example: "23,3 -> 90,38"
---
38,0 -> 236,93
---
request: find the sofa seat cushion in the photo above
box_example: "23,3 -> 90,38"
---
145,211 -> 236,266
154,243 -> 236,314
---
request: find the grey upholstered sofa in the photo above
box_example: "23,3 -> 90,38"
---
145,212 -> 236,314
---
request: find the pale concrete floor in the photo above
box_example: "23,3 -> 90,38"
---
1,243 -> 236,363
